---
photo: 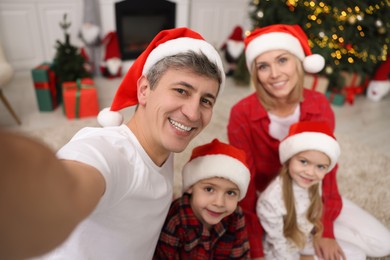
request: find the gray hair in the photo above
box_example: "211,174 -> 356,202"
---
146,50 -> 223,92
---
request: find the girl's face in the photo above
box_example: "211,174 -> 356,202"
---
254,50 -> 299,102
187,177 -> 240,228
288,150 -> 331,189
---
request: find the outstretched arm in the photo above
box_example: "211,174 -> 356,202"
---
0,130 -> 105,260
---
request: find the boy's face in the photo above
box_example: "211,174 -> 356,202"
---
288,150 -> 330,189
139,68 -> 219,156
187,177 -> 240,228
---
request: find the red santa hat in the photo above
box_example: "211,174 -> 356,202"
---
182,139 -> 250,200
279,121 -> 340,172
244,24 -> 325,74
97,27 -> 225,127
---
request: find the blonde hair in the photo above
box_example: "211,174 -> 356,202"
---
280,162 -> 323,249
250,54 -> 305,111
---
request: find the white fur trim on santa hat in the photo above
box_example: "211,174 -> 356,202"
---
279,132 -> 340,172
182,154 -> 250,200
246,32 -> 304,69
143,37 -> 226,92
97,107 -> 123,127
245,32 -> 325,73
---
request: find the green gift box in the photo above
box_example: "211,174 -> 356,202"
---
32,62 -> 52,82
326,90 -> 345,106
31,63 -> 60,111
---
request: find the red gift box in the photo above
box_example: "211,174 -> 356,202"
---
62,78 -> 99,119
304,74 -> 329,94
340,71 -> 368,105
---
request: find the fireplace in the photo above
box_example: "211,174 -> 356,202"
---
115,0 -> 176,60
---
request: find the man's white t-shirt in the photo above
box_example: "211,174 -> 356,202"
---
39,125 -> 174,260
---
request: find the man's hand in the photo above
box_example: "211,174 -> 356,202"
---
0,131 -> 104,260
314,237 -> 346,260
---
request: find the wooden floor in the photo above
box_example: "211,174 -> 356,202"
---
1,72 -> 390,158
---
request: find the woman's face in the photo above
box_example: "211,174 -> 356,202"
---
254,50 -> 299,102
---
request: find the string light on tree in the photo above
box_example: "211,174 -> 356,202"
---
240,0 -> 390,90
348,15 -> 356,24
325,66 -> 333,74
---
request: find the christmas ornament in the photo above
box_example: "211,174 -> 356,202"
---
220,26 -> 245,76
79,0 -> 102,76
100,31 -> 122,78
366,56 -> 390,102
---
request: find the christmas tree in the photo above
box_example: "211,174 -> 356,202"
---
53,14 -> 90,85
237,0 -> 390,90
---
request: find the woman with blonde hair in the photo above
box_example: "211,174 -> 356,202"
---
228,24 -> 390,259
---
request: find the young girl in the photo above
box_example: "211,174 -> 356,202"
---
257,121 -> 374,259
154,139 -> 251,259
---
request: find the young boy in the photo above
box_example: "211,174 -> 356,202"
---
154,138 -> 251,259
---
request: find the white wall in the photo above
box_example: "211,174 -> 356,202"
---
0,0 -> 84,71
190,0 -> 251,49
0,0 -> 249,72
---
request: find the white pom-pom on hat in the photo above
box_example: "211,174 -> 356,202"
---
97,107 -> 123,127
303,54 -> 325,74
